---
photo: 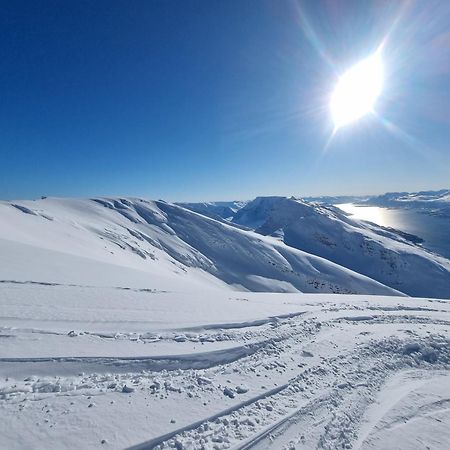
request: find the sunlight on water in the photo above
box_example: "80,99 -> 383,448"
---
336,203 -> 450,259
336,203 -> 389,227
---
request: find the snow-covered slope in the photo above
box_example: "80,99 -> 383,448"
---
0,197 -> 400,296
232,196 -> 450,299
1,284 -> 449,450
176,200 -> 247,221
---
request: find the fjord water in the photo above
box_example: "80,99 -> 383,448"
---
337,203 -> 450,259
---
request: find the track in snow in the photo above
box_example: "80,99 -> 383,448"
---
1,296 -> 449,450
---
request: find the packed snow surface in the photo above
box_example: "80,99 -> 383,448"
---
1,285 -> 449,449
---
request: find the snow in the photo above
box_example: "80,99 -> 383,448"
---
176,201 -> 248,222
232,196 -> 450,299
1,285 -> 449,449
0,197 -> 402,296
1,196 -> 449,449
362,189 -> 450,221
355,370 -> 450,449
364,189 -> 450,208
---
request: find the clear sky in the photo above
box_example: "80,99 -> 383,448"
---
1,0 -> 449,201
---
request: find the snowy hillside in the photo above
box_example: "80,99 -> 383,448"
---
176,201 -> 248,221
232,196 -> 450,299
0,197 -> 401,296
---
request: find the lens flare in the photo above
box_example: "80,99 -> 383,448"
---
330,52 -> 384,128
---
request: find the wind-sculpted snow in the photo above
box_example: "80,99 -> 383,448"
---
0,197 -> 401,295
0,286 -> 449,449
232,196 -> 450,298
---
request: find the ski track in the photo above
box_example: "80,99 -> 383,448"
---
0,279 -> 167,293
1,298 -> 449,449
141,333 -> 450,450
0,342 -> 270,376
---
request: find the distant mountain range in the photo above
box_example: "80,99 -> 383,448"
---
360,189 -> 450,218
305,188 -> 450,208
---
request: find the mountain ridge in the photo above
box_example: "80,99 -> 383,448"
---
0,196 -> 403,297
231,196 -> 450,298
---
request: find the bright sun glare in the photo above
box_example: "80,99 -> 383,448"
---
330,51 -> 384,129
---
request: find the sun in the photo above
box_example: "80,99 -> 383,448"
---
330,51 -> 384,129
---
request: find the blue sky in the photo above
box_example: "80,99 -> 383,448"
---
1,0 -> 449,201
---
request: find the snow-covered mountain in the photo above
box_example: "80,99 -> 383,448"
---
232,196 -> 450,299
303,195 -> 368,204
0,197 -> 401,296
364,189 -> 450,209
300,189 -> 450,209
